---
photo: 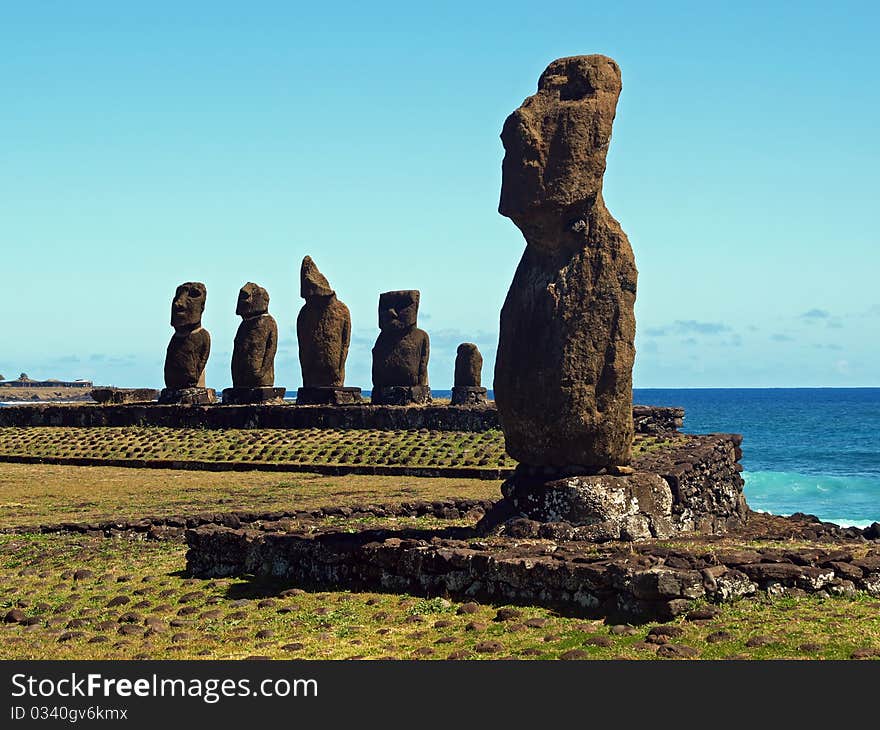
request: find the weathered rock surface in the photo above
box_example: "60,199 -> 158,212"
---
297,257 -> 352,389
158,387 -> 216,405
231,283 -> 278,389
494,55 -> 636,468
372,290 -> 431,405
481,470 -> 674,541
295,387 -> 363,405
221,387 -> 285,405
450,387 -> 488,406
164,282 -> 211,390
90,388 -> 159,404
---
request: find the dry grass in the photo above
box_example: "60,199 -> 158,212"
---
0,463 -> 501,529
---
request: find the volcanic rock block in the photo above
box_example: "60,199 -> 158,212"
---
221,387 -> 285,405
295,386 -> 363,405
158,387 -> 216,405
90,388 -> 159,404
161,282 -> 214,404
371,290 -> 431,405
296,256 -> 361,404
451,343 -> 488,406
494,55 -> 636,469
478,467 -> 674,541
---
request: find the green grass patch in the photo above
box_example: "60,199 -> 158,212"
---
1,534 -> 878,660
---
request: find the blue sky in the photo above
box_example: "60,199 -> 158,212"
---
2,1 -> 878,389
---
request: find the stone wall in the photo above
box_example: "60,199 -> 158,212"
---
0,402 -> 684,434
185,517 -> 880,623
642,434 -> 748,534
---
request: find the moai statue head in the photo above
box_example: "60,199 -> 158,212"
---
236,282 -> 270,319
454,343 -> 483,387
171,282 -> 207,330
301,256 -> 335,299
499,55 -> 622,252
378,290 -> 420,333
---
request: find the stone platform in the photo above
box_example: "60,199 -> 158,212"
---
89,387 -> 159,404
221,387 -> 286,405
0,402 -> 684,434
295,386 -> 363,405
371,385 -> 432,406
185,512 -> 880,623
158,387 -> 216,405
451,386 -> 488,406
180,432 -> 774,621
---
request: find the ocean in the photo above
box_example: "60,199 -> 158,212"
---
633,388 -> 880,528
4,388 -> 878,527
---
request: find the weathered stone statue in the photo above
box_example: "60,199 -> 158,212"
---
221,282 -> 285,404
159,282 -> 216,404
450,343 -> 488,406
295,256 -> 362,405
479,55 -> 674,541
494,55 -> 636,469
371,290 -> 431,405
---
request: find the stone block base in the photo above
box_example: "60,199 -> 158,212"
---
158,387 -> 217,405
450,385 -> 488,406
295,386 -> 363,405
370,385 -> 432,406
477,468 -> 674,541
221,387 -> 286,405
90,387 -> 159,404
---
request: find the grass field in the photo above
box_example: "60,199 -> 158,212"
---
0,427 -> 677,469
3,532 -> 879,660
2,430 -> 878,661
0,463 -> 501,529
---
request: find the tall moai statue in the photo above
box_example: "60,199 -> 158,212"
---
221,282 -> 286,404
371,290 -> 431,405
295,256 -> 362,405
450,343 -> 488,406
481,56 -> 675,541
159,282 -> 216,404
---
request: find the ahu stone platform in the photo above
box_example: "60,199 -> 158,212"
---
0,402 -> 684,434
185,509 -> 880,623
184,433 -> 760,620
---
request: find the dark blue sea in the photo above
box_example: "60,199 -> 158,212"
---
634,388 -> 880,528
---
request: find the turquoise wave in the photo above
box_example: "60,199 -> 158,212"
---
743,471 -> 880,528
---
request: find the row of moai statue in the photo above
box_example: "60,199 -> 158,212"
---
159,257 -> 488,406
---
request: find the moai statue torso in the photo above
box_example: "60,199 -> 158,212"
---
231,282 -> 277,388
164,282 -> 211,390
